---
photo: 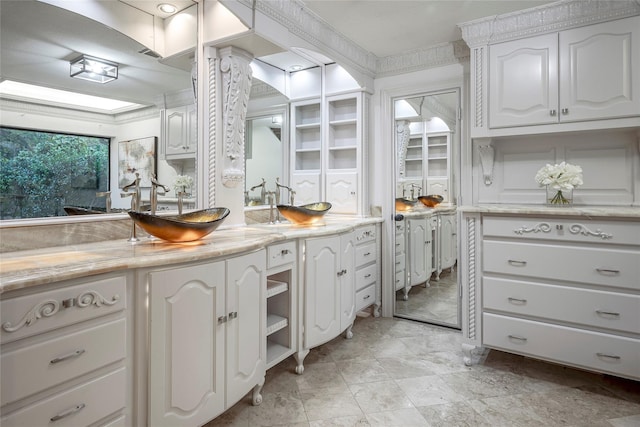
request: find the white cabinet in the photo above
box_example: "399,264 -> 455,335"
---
164,103 -> 197,158
489,16 -> 640,129
394,219 -> 407,293
464,214 -> 640,380
437,211 -> 457,278
296,231 -> 355,374
146,250 -> 266,427
404,214 -> 433,299
354,225 -> 379,315
290,92 -> 367,214
1,273 -> 128,426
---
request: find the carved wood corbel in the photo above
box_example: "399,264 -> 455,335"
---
477,140 -> 494,186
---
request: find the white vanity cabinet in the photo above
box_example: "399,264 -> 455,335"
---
489,16 -> 639,129
163,103 -> 197,159
394,219 -> 407,293
0,273 -> 129,427
436,211 -> 457,278
296,231 -> 355,374
354,224 -> 379,314
405,214 -> 433,300
145,250 -> 266,427
463,213 -> 640,380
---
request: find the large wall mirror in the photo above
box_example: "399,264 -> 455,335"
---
0,0 -> 197,221
393,88 -> 461,328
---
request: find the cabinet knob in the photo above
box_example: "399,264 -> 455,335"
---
217,315 -> 227,324
228,311 -> 238,319
550,109 -> 557,116
561,108 -> 569,115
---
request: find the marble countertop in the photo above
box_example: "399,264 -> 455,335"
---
458,204 -> 640,219
395,204 -> 457,218
0,216 -> 382,294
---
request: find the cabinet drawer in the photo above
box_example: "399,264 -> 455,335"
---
395,254 -> 405,272
355,284 -> 375,312
356,264 -> 377,291
483,240 -> 640,290
483,216 -> 640,246
1,275 -> 126,344
267,241 -> 296,269
395,221 -> 405,234
1,367 -> 126,427
395,270 -> 406,291
483,313 -> 640,380
1,317 -> 126,406
355,225 -> 376,244
484,277 -> 640,334
355,242 -> 377,267
395,233 -> 405,254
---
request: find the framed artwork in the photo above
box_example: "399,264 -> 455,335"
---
118,136 -> 156,188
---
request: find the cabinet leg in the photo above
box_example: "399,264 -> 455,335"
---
462,343 -> 477,366
403,286 -> 409,301
344,323 -> 353,340
373,301 -> 381,318
252,376 -> 265,406
294,349 -> 310,375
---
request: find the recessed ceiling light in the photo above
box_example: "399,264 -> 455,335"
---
158,3 -> 177,14
289,65 -> 304,72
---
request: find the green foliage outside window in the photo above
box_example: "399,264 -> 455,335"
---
0,127 -> 110,219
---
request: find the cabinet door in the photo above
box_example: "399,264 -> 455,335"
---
304,236 -> 341,348
340,232 -> 356,331
165,105 -> 196,158
291,172 -> 321,205
489,33 -> 559,128
326,171 -> 357,213
226,251 -> 266,406
439,213 -> 457,270
148,261 -> 225,427
559,16 -> 640,122
407,217 -> 431,286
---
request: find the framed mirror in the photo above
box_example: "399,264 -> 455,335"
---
392,88 -> 461,328
0,0 -> 197,221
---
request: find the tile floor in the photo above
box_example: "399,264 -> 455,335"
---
395,268 -> 458,326
206,315 -> 640,427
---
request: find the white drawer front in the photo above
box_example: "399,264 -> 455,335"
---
355,225 -> 376,244
355,242 -> 377,267
355,284 -> 375,312
483,240 -> 640,290
1,367 -> 126,427
395,233 -> 405,255
484,277 -> 640,334
483,313 -> 640,380
1,275 -> 126,343
483,216 -> 640,246
395,221 -> 405,234
356,264 -> 377,291
1,318 -> 126,406
395,254 -> 406,273
267,241 -> 296,269
395,270 -> 406,291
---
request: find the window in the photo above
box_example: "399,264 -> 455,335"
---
0,127 -> 110,219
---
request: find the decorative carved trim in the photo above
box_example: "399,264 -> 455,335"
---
208,55 -> 217,207
466,217 -> 477,340
76,290 -> 120,307
513,222 -> 552,235
477,143 -> 495,186
250,81 -> 281,99
396,120 -> 410,180
459,0 -> 640,47
569,223 -> 613,240
474,47 -> 484,128
376,41 -> 469,77
219,47 -> 253,188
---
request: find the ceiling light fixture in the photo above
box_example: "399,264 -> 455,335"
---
289,65 -> 304,72
158,3 -> 177,14
70,55 -> 118,84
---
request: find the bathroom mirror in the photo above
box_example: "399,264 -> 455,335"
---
393,88 -> 461,328
0,0 -> 197,220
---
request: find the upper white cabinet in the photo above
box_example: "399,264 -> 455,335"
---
290,89 -> 368,214
164,104 -> 197,158
489,16 -> 640,129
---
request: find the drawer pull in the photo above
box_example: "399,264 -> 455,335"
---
228,311 -> 238,320
507,297 -> 527,305
363,295 -> 371,300
596,268 -> 620,275
62,298 -> 75,308
364,273 -> 372,278
50,349 -> 86,364
364,252 -> 371,256
395,261 -> 401,265
596,310 -> 620,317
217,315 -> 227,324
280,249 -> 290,256
508,334 -> 527,342
50,403 -> 85,422
508,260 -> 527,266
596,353 -> 621,360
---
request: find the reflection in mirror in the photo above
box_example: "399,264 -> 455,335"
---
393,89 -> 460,328
0,0 -> 196,220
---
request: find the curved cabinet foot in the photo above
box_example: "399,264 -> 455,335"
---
462,343 -> 477,366
252,376 -> 265,406
344,323 -> 353,340
373,302 -> 381,318
294,349 -> 310,375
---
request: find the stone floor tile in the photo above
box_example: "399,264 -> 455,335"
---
365,407 -> 430,426
349,380 -> 414,413
395,374 -> 466,407
336,358 -> 390,384
416,401 -> 494,427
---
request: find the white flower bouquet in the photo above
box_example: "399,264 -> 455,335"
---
174,175 -> 194,194
535,162 -> 583,205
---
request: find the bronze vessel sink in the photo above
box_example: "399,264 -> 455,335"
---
417,194 -> 444,208
277,202 -> 332,225
128,208 -> 230,242
395,198 -> 417,212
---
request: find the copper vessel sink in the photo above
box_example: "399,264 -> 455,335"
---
395,198 -> 417,212
277,202 -> 332,225
128,208 -> 230,242
417,194 -> 444,208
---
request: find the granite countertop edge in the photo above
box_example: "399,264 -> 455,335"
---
457,204 -> 640,219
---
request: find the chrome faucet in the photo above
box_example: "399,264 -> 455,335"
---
266,191 -> 276,224
121,172 -> 141,242
96,191 -> 111,213
150,174 -> 170,215
250,178 -> 267,204
275,177 -> 295,204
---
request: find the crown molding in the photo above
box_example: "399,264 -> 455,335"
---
250,80 -> 281,99
376,40 -> 470,77
459,0 -> 640,48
